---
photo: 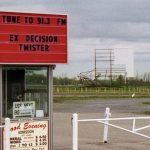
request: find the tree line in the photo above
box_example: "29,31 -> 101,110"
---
26,73 -> 150,87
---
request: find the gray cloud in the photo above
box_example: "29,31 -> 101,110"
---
1,0 -> 150,42
1,0 -> 150,76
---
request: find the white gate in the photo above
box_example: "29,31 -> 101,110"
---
72,108 -> 150,150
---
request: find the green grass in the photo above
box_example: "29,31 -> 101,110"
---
54,95 -> 101,103
54,94 -> 150,103
53,95 -> 137,103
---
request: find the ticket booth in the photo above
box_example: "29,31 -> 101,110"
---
2,66 -> 52,118
0,11 -> 67,150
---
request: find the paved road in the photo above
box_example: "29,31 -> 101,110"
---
54,98 -> 150,114
53,98 -> 150,150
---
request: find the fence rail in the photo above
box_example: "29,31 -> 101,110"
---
54,86 -> 150,97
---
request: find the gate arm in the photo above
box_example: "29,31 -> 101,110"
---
98,120 -> 150,139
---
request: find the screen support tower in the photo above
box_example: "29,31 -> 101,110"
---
95,49 -> 114,86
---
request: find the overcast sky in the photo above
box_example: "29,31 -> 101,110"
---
1,0 -> 150,77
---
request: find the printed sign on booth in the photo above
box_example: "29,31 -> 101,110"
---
10,121 -> 49,150
13,101 -> 35,118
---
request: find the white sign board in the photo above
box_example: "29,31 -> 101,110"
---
9,121 -> 49,150
13,101 -> 35,118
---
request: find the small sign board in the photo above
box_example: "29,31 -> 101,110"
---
9,120 -> 48,150
13,101 -> 35,118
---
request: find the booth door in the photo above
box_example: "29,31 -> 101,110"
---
3,69 -> 25,118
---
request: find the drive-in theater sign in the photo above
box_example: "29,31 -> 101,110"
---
0,11 -> 67,150
0,11 -> 67,64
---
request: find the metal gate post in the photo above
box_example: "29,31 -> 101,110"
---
72,113 -> 78,150
103,107 -> 111,143
5,118 -> 10,150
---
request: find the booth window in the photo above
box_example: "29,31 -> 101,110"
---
2,66 -> 48,119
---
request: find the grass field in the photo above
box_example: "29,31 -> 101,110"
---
54,86 -> 150,102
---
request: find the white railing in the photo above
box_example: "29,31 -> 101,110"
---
1,118 -> 10,150
72,108 -> 150,150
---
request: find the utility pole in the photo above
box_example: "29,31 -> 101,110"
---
94,49 -> 97,80
109,49 -> 113,87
